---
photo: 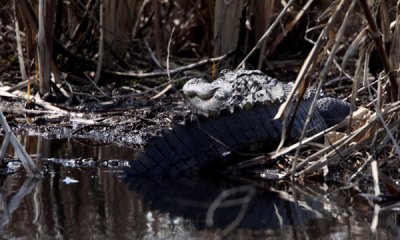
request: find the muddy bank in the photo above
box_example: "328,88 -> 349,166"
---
0,93 -> 191,149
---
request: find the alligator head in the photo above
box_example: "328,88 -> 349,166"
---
183,69 -> 291,116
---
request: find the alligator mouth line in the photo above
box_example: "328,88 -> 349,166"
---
190,95 -> 213,104
186,88 -> 218,101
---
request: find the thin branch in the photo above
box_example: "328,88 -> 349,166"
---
264,0 -> 315,59
275,0 -> 350,153
371,160 -> 381,196
366,67 -> 400,155
290,0 -> 353,177
358,0 -> 398,100
151,26 -> 178,99
93,1 -> 103,84
104,51 -> 233,79
206,185 -> 255,236
236,0 -> 295,69
13,1 -> 29,84
145,40 -> 164,70
297,103 -> 400,175
166,27 -> 174,83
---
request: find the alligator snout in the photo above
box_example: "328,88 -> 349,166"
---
183,78 -> 222,100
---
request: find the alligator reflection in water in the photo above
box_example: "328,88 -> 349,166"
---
125,175 -> 400,238
0,135 -> 399,239
125,176 -> 332,236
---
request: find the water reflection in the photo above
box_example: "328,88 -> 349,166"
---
0,177 -> 38,231
125,176 -> 326,233
0,135 -> 399,239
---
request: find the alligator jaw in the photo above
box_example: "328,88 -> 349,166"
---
188,96 -> 227,117
184,78 -> 232,116
185,88 -> 218,101
183,78 -> 222,100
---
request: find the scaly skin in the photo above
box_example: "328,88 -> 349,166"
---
183,69 -> 291,116
126,70 -> 350,178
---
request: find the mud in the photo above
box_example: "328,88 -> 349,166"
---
0,93 -> 191,149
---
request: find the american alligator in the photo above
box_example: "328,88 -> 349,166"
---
126,70 -> 350,178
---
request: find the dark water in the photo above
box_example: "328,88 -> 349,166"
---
0,135 -> 399,239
